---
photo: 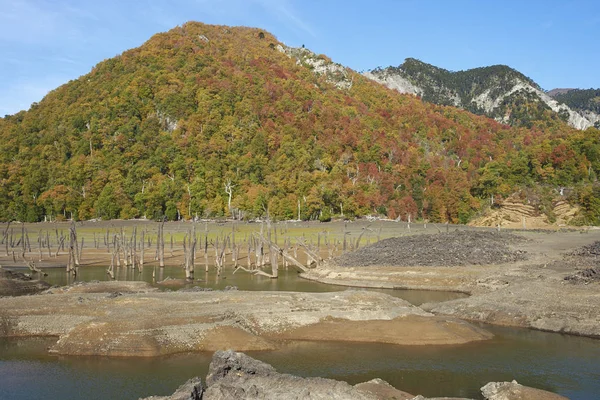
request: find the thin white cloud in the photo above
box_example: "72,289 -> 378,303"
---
0,0 -> 100,45
254,0 -> 316,37
191,0 -> 316,37
0,0 -> 61,44
0,76 -> 68,116
40,55 -> 81,65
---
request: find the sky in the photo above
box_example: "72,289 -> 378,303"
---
1,0 -> 600,116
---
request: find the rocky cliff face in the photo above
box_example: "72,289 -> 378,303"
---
366,59 -> 600,130
277,44 -> 354,90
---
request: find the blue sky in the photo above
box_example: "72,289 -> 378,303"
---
1,0 -> 599,116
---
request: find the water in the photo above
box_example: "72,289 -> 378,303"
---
1,267 -> 598,399
24,265 -> 468,306
1,326 -> 599,400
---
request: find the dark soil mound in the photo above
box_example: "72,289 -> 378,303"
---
564,268 -> 600,284
334,231 -> 528,267
0,268 -> 51,296
563,241 -> 600,269
567,241 -> 600,259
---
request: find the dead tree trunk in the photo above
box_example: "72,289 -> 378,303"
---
70,223 -> 80,267
296,238 -> 322,268
158,220 -> 165,267
140,230 -> 145,267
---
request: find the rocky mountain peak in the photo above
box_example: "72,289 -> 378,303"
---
365,59 -> 600,130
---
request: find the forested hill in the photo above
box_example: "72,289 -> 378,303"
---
551,88 -> 600,116
1,22 -> 600,224
366,59 -> 600,130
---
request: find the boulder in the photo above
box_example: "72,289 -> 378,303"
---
481,380 -> 568,400
140,377 -> 203,400
354,378 -> 415,399
204,349 -> 378,399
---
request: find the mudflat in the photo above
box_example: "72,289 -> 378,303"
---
304,229 -> 600,338
0,285 -> 491,356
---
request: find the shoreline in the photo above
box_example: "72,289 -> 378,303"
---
0,284 -> 493,357
299,230 -> 600,339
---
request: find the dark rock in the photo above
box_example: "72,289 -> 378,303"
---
204,350 -> 378,399
564,267 -> 600,284
205,349 -> 276,387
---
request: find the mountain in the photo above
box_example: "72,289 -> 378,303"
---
550,88 -> 600,116
546,88 -> 576,97
365,58 -> 600,130
1,22 -> 599,225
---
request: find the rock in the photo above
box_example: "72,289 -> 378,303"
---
204,349 -> 379,399
140,377 -> 203,400
354,378 -> 414,399
481,380 -> 568,400
205,349 -> 276,387
424,396 -> 472,399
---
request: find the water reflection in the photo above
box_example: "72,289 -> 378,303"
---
1,325 -> 599,400
26,265 -> 466,305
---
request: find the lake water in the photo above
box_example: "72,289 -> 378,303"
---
1,326 -> 599,400
1,267 -> 599,399
28,265 -> 468,306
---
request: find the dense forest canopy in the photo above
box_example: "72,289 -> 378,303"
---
1,22 -> 599,224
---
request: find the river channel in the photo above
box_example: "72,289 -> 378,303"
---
1,267 -> 599,399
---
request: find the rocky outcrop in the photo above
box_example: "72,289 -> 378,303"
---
363,71 -> 423,97
277,44 -> 353,90
142,351 -> 568,400
469,200 -> 581,229
141,377 -> 203,400
203,350 -> 473,399
354,378 -> 415,399
204,349 -> 378,399
481,380 -> 568,400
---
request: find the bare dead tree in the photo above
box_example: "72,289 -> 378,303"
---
107,251 -> 115,279
21,256 -> 46,276
183,230 -> 197,280
158,220 -> 165,267
140,230 -> 145,267
224,179 -> 234,215
204,222 -> 209,272
1,222 -> 10,246
70,223 -> 80,267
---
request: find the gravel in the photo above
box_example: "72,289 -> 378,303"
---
564,268 -> 600,284
334,231 -> 528,267
567,241 -> 600,258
